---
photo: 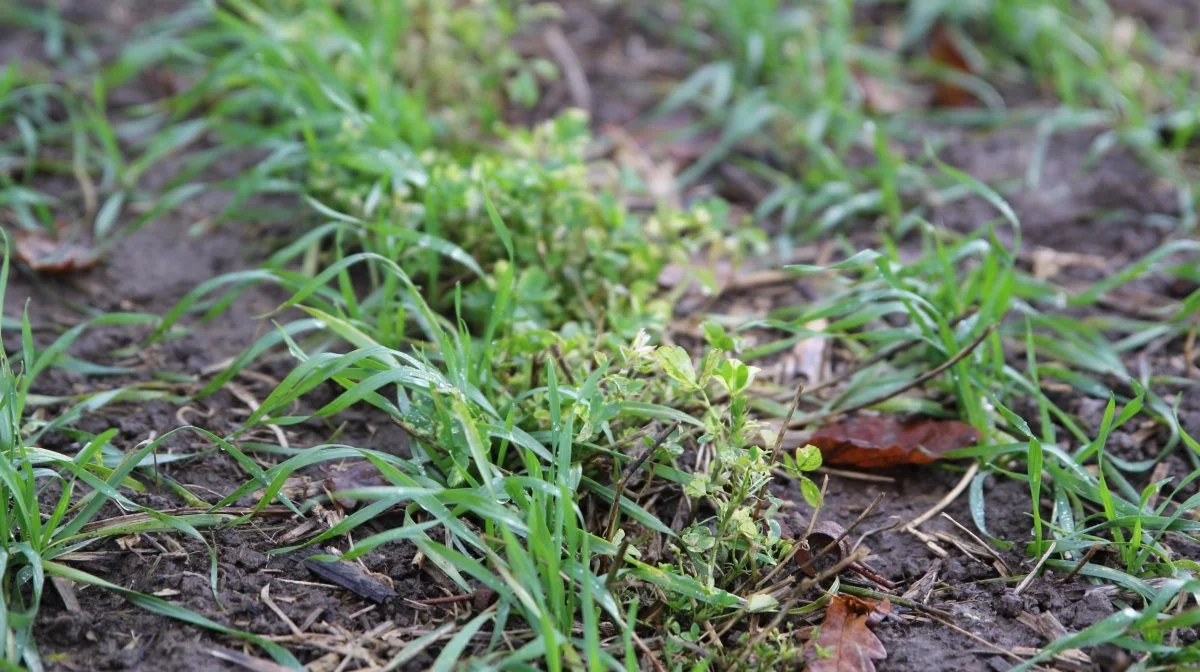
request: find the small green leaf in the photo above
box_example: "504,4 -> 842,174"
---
794,444 -> 822,472
656,345 -> 697,388
800,477 -> 822,508
681,525 -> 716,552
702,321 -> 735,350
685,473 -> 709,499
746,593 -> 779,613
716,358 -> 759,396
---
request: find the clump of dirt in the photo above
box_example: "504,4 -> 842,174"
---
936,127 -> 1179,259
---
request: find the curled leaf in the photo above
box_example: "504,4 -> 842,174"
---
809,416 -> 981,468
11,228 -> 101,274
794,521 -> 851,577
929,22 -> 974,108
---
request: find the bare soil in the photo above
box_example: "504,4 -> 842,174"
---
6,2 -> 1198,671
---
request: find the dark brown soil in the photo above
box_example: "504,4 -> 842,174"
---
6,2 -> 1199,671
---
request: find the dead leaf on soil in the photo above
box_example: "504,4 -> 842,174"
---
806,594 -> 892,672
854,68 -> 925,114
1030,247 -> 1108,280
11,227 -> 101,273
928,22 -> 974,108
809,416 -> 981,468
779,318 -> 828,385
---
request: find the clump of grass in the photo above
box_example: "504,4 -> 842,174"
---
0,6 -> 218,251
5,0 -> 1200,669
0,235 -> 300,669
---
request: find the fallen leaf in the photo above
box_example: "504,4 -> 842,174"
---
11,228 -> 101,273
928,22 -> 974,108
806,594 -> 891,672
780,318 -> 827,385
854,69 -> 923,114
809,416 -> 981,468
1030,247 -> 1107,281
793,521 -> 851,577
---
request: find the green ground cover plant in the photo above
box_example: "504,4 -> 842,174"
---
1,0 -> 1198,670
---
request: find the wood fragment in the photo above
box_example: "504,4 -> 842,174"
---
900,559 -> 941,604
301,551 -> 398,603
261,583 -> 304,637
1014,546 -> 1054,596
940,513 -> 1012,576
51,576 -> 83,613
905,526 -> 949,559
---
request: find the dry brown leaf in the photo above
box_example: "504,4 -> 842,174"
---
854,69 -> 923,114
11,228 -> 101,274
929,22 -> 974,108
782,318 -> 828,385
1030,247 -> 1108,280
806,594 -> 891,672
809,416 -> 981,468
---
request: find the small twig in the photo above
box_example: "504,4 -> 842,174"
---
849,561 -> 896,589
839,584 -> 954,620
734,548 -> 870,665
907,526 -> 949,558
789,325 -> 994,428
604,422 -> 680,541
1185,324 -> 1198,379
208,647 -> 294,672
850,516 -> 903,555
941,513 -> 1012,576
1058,544 -> 1100,584
411,593 -> 472,606
632,630 -> 668,672
842,585 -> 1028,665
261,583 -> 304,638
790,310 -> 977,398
544,25 -> 592,112
753,385 -> 804,521
814,466 -> 895,483
605,536 -> 630,588
551,344 -> 578,387
1014,545 -> 1055,596
906,462 -> 979,530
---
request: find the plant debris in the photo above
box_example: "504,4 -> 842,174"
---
808,417 -> 982,468
301,550 -> 397,604
928,22 -> 974,108
10,228 -> 101,273
806,594 -> 892,672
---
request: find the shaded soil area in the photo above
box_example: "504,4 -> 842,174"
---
4,1 -> 1198,671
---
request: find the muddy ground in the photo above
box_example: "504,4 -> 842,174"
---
6,1 -> 1199,671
